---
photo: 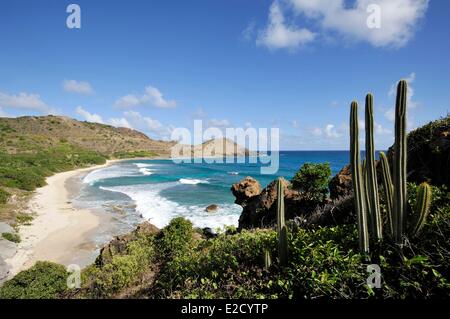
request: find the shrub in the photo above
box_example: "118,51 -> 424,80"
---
0,261 -> 68,299
81,234 -> 155,298
1,232 -> 21,243
0,188 -> 9,204
291,162 -> 331,202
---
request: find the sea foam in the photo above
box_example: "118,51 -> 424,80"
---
178,178 -> 209,185
100,183 -> 240,229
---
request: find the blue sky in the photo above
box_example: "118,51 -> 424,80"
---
0,0 -> 449,150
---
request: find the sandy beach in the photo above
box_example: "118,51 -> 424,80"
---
3,160 -> 122,281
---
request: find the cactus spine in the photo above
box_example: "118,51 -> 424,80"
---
393,80 -> 408,244
410,182 -> 432,236
277,178 -> 288,266
379,152 -> 394,237
365,94 -> 383,240
350,101 -> 370,253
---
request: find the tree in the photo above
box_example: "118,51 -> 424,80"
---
291,162 -> 331,203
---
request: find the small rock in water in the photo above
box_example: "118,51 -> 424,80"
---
205,204 -> 218,213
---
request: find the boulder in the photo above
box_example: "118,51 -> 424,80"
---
96,221 -> 159,266
205,204 -> 218,213
328,165 -> 353,199
234,177 -> 317,230
230,177 -> 262,205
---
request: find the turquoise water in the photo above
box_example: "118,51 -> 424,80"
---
77,151 -> 350,230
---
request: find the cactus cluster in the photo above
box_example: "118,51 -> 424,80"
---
350,80 -> 433,253
277,178 -> 288,266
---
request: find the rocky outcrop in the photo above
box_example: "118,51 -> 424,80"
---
233,177 -> 319,230
388,116 -> 450,188
96,221 -> 159,266
328,165 -> 353,199
230,177 -> 262,205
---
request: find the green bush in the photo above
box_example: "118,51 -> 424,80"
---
1,232 -> 21,243
0,261 -> 68,299
291,162 -> 331,202
82,234 -> 155,298
0,187 -> 9,204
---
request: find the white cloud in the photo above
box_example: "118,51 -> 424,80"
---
115,85 -> 176,108
109,117 -> 133,129
63,80 -> 94,95
324,124 -> 342,138
75,106 -> 104,124
0,92 -> 55,114
286,0 -> 429,48
291,120 -> 300,128
114,94 -> 141,108
256,1 -> 316,50
122,110 -> 173,139
242,21 -> 256,41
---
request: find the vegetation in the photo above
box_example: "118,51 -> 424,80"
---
0,262 -> 68,299
81,233 -> 155,298
0,188 -> 9,204
1,232 -> 21,243
113,150 -> 158,159
291,162 -> 331,203
1,187 -> 449,299
0,102 -> 448,299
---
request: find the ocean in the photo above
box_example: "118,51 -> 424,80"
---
75,151 -> 351,234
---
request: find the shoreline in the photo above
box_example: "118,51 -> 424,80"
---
0,154 -> 242,283
2,159 -> 134,282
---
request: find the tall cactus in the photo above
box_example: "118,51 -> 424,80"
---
365,94 -> 383,240
277,178 -> 288,266
393,80 -> 408,245
379,152 -> 394,237
350,80 -> 432,252
277,178 -> 285,233
410,182 -> 432,236
264,248 -> 272,270
350,101 -> 370,253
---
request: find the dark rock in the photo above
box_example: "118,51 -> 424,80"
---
329,165 -> 353,199
387,116 -> 450,187
205,204 -> 218,213
234,177 -> 318,230
230,177 -> 262,205
202,227 -> 217,239
96,221 -> 159,266
293,195 -> 355,227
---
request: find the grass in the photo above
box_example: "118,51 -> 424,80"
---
113,150 -> 158,159
1,232 -> 21,243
